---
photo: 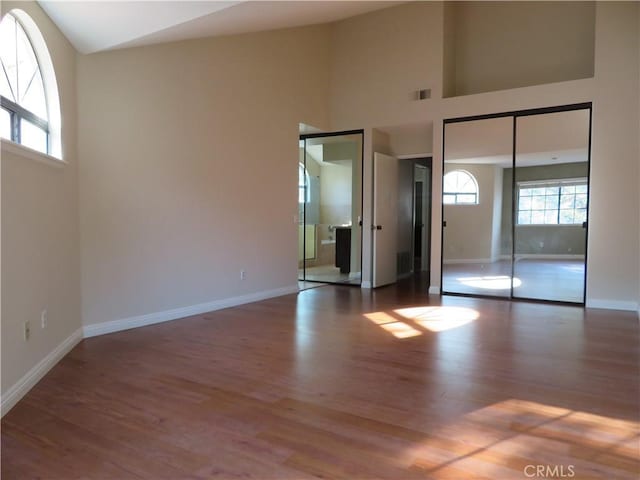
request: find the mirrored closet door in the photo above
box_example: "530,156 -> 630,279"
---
442,116 -> 513,298
298,131 -> 363,285
512,109 -> 590,303
441,104 -> 591,304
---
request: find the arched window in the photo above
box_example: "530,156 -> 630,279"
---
299,163 -> 310,203
1,10 -> 61,158
443,170 -> 479,205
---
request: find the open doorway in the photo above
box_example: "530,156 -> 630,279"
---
397,157 -> 432,284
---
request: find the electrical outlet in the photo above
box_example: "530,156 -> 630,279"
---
24,321 -> 31,341
240,270 -> 246,280
41,309 -> 47,329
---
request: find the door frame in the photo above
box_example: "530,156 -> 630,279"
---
440,102 -> 592,305
299,129 -> 365,286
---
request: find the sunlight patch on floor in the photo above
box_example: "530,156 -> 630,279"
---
403,398 -> 640,480
364,306 -> 480,338
457,275 -> 522,290
394,306 -> 479,332
364,312 -> 422,338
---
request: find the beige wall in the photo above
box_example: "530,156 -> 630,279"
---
1,1 -> 80,397
447,1 -> 595,96
78,25 -> 330,327
589,1 -> 640,307
443,163 -> 501,262
330,2 -> 444,129
319,162 -> 352,226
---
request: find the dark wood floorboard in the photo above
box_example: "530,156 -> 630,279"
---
2,278 -> 639,479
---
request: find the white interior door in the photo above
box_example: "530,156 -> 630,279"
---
372,152 -> 398,288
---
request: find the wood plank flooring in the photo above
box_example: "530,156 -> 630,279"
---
2,280 -> 639,479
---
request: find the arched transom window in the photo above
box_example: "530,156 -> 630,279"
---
443,170 -> 479,205
1,10 -> 60,157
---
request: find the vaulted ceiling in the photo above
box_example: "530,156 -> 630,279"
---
38,1 -> 402,54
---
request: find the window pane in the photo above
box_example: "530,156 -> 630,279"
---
560,194 -> 574,209
16,21 -> 38,104
20,69 -> 47,119
531,211 -> 545,224
1,108 -> 10,139
561,185 -> 576,195
518,211 -> 531,224
458,178 -> 476,193
574,209 -> 587,224
544,210 -> 558,224
20,118 -> 47,153
0,14 -> 48,121
457,194 -> 476,203
0,14 -> 18,102
559,209 -> 574,224
575,184 -> 588,194
545,195 -> 559,210
518,196 -> 532,210
531,196 -> 546,210
520,188 -> 534,197
575,194 -> 587,208
0,64 -> 12,100
443,194 -> 455,205
545,186 -> 559,196
444,171 -> 477,194
532,188 -> 546,196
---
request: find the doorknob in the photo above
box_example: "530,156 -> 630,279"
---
443,220 -> 447,227
372,225 -> 383,230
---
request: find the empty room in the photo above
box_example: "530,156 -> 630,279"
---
2,1 -> 639,479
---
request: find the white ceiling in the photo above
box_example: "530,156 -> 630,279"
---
38,1 -> 401,54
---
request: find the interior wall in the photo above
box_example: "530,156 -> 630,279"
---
491,166 -> 503,260
386,123 -> 433,158
443,163 -> 501,262
319,162 -> 352,226
1,1 -> 80,398
589,2 -> 640,308
446,1 -> 596,97
330,2 -> 444,129
78,25 -> 331,327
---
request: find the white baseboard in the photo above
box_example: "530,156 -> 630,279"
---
83,285 -> 299,338
428,286 -> 441,294
1,327 -> 83,417
585,299 -> 639,312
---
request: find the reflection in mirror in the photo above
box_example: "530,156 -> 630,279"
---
512,109 -> 590,303
442,117 -> 513,297
298,133 -> 363,285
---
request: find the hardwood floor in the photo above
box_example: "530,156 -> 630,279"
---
2,280 -> 639,479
